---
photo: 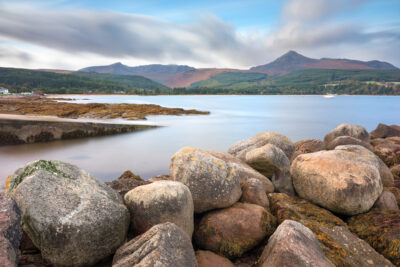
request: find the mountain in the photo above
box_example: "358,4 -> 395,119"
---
79,63 -> 195,84
251,51 -> 398,76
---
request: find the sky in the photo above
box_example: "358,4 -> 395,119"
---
0,0 -> 399,70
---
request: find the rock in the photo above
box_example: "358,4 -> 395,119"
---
124,181 -> 194,237
373,140 -> 400,167
291,148 -> 383,215
105,179 -> 149,198
370,123 -> 400,139
194,202 -> 276,259
0,194 -> 21,267
259,220 -> 333,267
196,250 -> 234,267
207,150 -> 274,193
373,190 -> 398,210
268,193 -> 394,267
291,139 -> 325,161
326,136 -> 373,150
228,131 -> 295,160
385,187 -> 400,206
391,165 -> 400,188
324,123 -> 370,148
112,222 -> 197,267
7,160 -> 130,267
148,174 -> 170,182
117,170 -> 143,181
244,144 -> 294,195
335,144 -> 395,187
170,147 -> 242,213
240,178 -> 270,208
371,138 -> 387,146
348,209 -> 400,266
387,136 -> 400,145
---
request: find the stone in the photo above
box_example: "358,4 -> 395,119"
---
148,174 -> 170,182
240,178 -> 270,208
373,190 -> 398,210
391,165 -> 400,188
291,148 -> 383,215
0,193 -> 21,267
348,209 -> 400,266
117,170 -> 143,181
387,136 -> 400,145
170,147 -> 242,213
370,123 -> 400,139
228,131 -> 295,160
124,180 -> 194,237
196,250 -> 234,267
324,123 -> 370,147
326,136 -> 373,151
373,140 -> 400,167
291,139 -> 325,161
105,179 -> 149,198
268,193 -> 394,267
194,202 -> 276,259
112,222 -> 197,267
259,220 -> 333,267
385,187 -> 400,206
245,144 -> 294,195
7,160 -> 130,267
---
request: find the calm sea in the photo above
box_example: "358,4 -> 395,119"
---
0,95 -> 399,185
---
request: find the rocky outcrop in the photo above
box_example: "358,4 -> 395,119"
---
373,190 -> 398,210
124,181 -> 194,237
0,194 -> 21,267
7,160 -> 130,267
112,222 -> 197,267
228,131 -> 295,160
170,147 -> 242,213
292,139 -> 325,161
370,123 -> 400,139
194,203 -> 276,259
195,250 -> 234,267
0,118 -> 158,146
291,148 -> 383,215
240,178 -> 270,208
326,135 -> 373,150
259,220 -> 333,267
105,171 -> 150,197
324,123 -> 370,148
268,193 -> 394,267
348,209 -> 400,266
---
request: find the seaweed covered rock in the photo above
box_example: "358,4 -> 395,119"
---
112,222 -> 197,267
7,160 -> 130,267
194,202 -> 276,259
373,139 -> 400,167
240,178 -> 270,208
228,131 -> 295,161
124,180 -> 194,237
245,144 -> 294,195
291,148 -> 383,215
170,147 -> 242,213
385,187 -> 400,206
348,209 -> 400,266
259,220 -> 333,267
370,123 -> 400,139
105,171 -> 150,197
373,190 -> 398,210
291,139 -> 325,161
268,193 -> 394,267
326,136 -> 373,151
324,123 -> 370,148
196,250 -> 234,267
0,194 -> 21,267
391,164 -> 400,188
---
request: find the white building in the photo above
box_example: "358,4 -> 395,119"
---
0,87 -> 9,94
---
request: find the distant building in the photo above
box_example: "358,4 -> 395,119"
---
0,87 -> 9,94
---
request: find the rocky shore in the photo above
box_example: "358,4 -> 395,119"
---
1,123 -> 400,266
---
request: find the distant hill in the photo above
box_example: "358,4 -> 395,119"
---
250,51 -> 398,76
79,63 -> 195,84
190,72 -> 267,89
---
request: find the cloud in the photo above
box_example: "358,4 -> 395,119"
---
0,0 -> 398,69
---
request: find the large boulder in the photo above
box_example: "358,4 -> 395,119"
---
124,180 -> 194,237
112,222 -> 197,267
240,178 -> 270,208
228,131 -> 295,160
291,139 -> 325,161
348,209 -> 400,266
170,147 -> 242,213
373,139 -> 400,167
0,194 -> 21,267
370,123 -> 400,139
6,160 -> 130,267
196,250 -> 234,267
373,190 -> 398,210
259,220 -> 332,267
245,144 -> 294,195
268,193 -> 394,267
291,148 -> 383,215
206,150 -> 274,192
194,202 -> 276,259
326,136 -> 373,151
324,123 -> 370,148
105,171 -> 150,197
